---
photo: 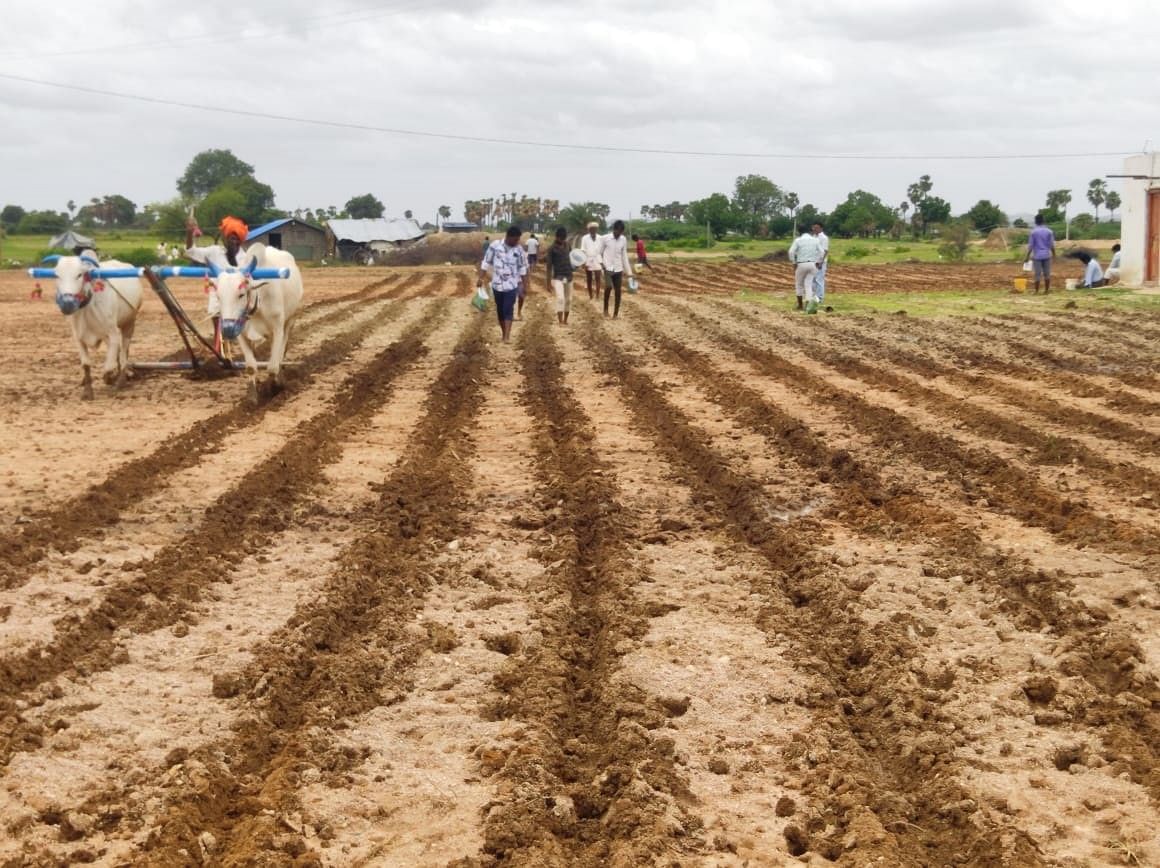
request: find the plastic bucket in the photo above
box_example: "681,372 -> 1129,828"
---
1012,278 -> 1027,292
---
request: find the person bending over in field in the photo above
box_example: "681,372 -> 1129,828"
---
1076,252 -> 1105,288
632,234 -> 654,271
546,226 -> 574,325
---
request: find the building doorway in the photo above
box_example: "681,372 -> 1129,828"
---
268,232 -> 283,250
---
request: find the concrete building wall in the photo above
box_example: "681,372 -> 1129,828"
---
1120,153 -> 1160,286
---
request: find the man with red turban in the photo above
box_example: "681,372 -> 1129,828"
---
185,211 -> 256,348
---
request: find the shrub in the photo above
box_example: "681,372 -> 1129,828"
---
118,247 -> 165,266
844,245 -> 871,259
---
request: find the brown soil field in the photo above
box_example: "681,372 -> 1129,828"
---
0,261 -> 1157,867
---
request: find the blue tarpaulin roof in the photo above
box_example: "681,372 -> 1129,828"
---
246,218 -> 323,240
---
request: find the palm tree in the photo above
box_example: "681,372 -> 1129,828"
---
438,204 -> 451,229
785,192 -> 800,234
1086,179 -> 1107,223
1105,191 -> 1121,222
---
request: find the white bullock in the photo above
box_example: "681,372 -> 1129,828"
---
211,242 -> 303,400
50,251 -> 144,400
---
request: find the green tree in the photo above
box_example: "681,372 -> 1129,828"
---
404,209 -> 414,219
918,195 -> 951,230
197,188 -> 248,235
784,192 -> 800,234
345,194 -> 384,219
906,174 -> 935,236
937,220 -> 973,261
103,194 -> 137,227
209,176 -> 277,225
1086,179 -> 1107,223
687,193 -> 739,239
557,202 -> 606,234
1,205 -> 26,229
1045,189 -> 1073,239
16,210 -> 68,234
963,199 -> 1007,234
830,190 -> 894,238
147,198 -> 189,239
731,174 -> 783,235
438,204 -> 452,228
1105,191 -> 1121,221
177,149 -> 256,199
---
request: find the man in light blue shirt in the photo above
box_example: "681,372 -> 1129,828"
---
1077,252 -> 1104,288
1024,213 -> 1056,294
788,230 -> 824,313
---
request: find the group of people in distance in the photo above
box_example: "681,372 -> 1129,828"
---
478,220 -> 648,342
1024,213 -> 1121,293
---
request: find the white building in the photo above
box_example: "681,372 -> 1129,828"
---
1118,153 -> 1160,286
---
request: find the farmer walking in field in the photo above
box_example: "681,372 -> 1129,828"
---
480,225 -> 529,344
632,233 -> 654,271
580,222 -> 603,300
1024,213 -> 1056,294
812,221 -> 830,304
788,226 -> 824,313
599,220 -> 634,319
517,233 -> 540,321
546,226 -> 574,325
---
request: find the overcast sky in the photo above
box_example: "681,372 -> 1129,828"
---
1,0 -> 1157,224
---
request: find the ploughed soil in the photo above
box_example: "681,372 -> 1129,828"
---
0,260 -> 1157,867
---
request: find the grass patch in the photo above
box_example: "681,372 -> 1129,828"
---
736,286 -> 1160,317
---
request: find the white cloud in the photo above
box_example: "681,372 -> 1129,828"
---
0,0 -> 1156,221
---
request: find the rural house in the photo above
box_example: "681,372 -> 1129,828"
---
1116,152 -> 1160,285
245,218 -> 326,262
326,217 -> 427,263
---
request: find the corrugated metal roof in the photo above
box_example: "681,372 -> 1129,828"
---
246,218 -> 324,240
327,218 -> 427,244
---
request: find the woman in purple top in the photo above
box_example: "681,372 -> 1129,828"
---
1024,213 -> 1057,294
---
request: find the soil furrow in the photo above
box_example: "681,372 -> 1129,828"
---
834,313 -> 1160,418
753,302 -> 1160,456
129,312 -> 490,864
709,304 -> 1160,496
477,304 -> 705,866
575,306 -> 1043,866
0,302 -> 451,764
629,303 -> 1160,811
0,288 -> 411,591
659,297 -> 1160,557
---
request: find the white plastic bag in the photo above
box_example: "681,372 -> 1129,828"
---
471,284 -> 489,312
1021,261 -> 1033,273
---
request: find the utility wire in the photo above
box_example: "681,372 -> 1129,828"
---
0,71 -> 1137,162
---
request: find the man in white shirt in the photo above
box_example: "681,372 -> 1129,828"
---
580,222 -> 603,300
185,213 -> 256,349
1105,243 -> 1121,284
599,220 -> 634,318
812,222 -> 830,304
518,233 -> 541,320
787,229 -> 824,313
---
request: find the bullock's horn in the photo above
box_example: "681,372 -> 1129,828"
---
41,254 -> 62,264
80,254 -> 100,268
245,259 -> 257,276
